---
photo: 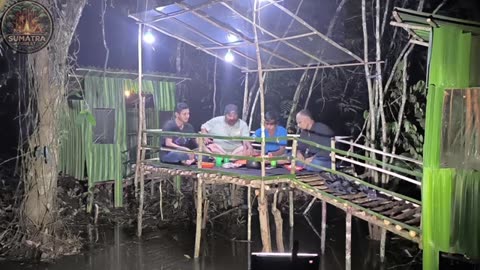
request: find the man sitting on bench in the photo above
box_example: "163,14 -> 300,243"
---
295,109 -> 334,171
253,110 -> 288,157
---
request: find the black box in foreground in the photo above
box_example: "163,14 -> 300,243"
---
250,252 -> 320,270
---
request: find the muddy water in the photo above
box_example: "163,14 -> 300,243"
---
1,204 -> 424,270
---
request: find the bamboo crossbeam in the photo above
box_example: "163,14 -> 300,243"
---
146,146 -> 289,162
219,2 -> 329,66
143,129 -> 293,143
266,0 -> 364,63
243,61 -> 383,73
144,0 -> 223,24
158,14 -> 258,65
205,32 -> 317,50
389,21 -> 431,31
142,23 -> 246,71
175,1 -> 302,68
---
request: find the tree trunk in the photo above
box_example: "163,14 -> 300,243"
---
20,0 -> 87,258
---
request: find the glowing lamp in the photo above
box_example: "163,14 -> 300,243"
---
124,90 -> 131,97
224,50 -> 234,62
143,30 -> 155,44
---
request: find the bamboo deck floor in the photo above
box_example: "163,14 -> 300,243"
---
142,161 -> 422,245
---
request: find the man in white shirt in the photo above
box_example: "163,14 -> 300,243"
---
201,104 -> 253,156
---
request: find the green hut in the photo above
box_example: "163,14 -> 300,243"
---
393,8 -> 480,269
60,67 -> 187,208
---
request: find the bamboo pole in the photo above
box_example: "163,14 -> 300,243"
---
346,211 -> 352,270
242,73 -> 250,121
253,0 -> 271,253
194,177 -> 203,258
289,190 -> 294,227
380,228 -> 387,262
247,186 -> 252,242
202,199 -> 209,229
321,201 -> 327,254
159,181 -> 164,220
331,138 -> 336,170
134,23 -> 144,199
303,197 -> 316,215
272,189 -> 285,252
137,97 -> 147,237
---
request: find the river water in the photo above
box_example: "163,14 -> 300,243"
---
0,204 -> 439,270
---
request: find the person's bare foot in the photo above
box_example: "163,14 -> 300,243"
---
183,159 -> 195,166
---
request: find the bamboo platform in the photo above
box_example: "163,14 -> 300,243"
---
142,161 -> 422,244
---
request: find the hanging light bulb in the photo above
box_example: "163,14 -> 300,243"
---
143,29 -> 155,44
124,90 -> 131,97
227,33 -> 238,42
224,49 -> 234,62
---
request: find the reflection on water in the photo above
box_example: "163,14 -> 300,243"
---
1,205 -> 423,270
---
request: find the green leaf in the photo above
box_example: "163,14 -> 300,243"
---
78,110 -> 96,126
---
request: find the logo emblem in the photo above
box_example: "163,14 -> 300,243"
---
1,1 -> 53,54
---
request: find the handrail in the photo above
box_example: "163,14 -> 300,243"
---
139,130 -> 423,195
334,138 -> 423,165
296,138 -> 423,178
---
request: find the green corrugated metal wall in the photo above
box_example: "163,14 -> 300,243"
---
60,100 -> 86,180
422,25 -> 480,269
60,75 -> 176,207
83,76 -> 127,185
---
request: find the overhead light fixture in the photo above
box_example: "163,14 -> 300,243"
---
227,33 -> 239,42
124,90 -> 131,97
143,29 -> 155,44
224,49 -> 234,62
155,6 -> 165,12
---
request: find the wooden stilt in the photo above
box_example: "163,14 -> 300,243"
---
289,190 -> 294,227
321,201 -> 327,254
272,189 -> 285,252
159,181 -> 164,220
194,177 -> 204,258
258,185 -> 272,252
346,211 -> 352,270
175,175 -> 182,194
202,199 -> 209,229
380,228 -> 387,262
137,164 -> 145,237
247,186 -> 252,241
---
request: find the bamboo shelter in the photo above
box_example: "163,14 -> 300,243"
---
61,67 -> 188,209
127,2 -> 428,269
392,8 -> 480,270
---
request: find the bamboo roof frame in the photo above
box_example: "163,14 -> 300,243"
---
129,0 -> 367,72
391,7 -> 480,44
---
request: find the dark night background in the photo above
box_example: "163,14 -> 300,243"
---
0,0 -> 479,165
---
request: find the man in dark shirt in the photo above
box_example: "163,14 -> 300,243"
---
161,102 -> 198,165
295,109 -> 334,172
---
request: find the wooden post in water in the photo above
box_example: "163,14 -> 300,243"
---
346,211 -> 352,270
194,176 -> 204,258
247,186 -> 252,241
252,0 -> 271,253
380,228 -> 387,262
321,201 -> 327,254
289,190 -> 294,227
289,139 -> 298,228
272,189 -> 285,252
